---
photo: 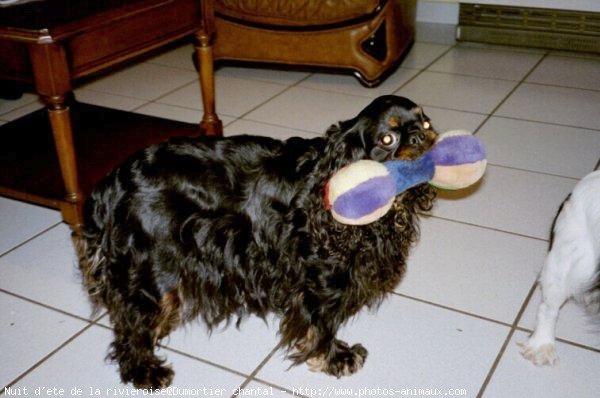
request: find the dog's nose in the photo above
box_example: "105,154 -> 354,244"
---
408,132 -> 425,146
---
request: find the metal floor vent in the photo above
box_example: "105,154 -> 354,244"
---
457,3 -> 600,53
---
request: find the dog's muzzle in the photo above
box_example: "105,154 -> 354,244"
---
394,128 -> 438,161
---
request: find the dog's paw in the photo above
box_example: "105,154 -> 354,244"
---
308,342 -> 368,377
125,363 -> 174,389
519,342 -> 557,366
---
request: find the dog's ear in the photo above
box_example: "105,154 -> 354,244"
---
337,116 -> 399,163
319,117 -> 370,174
325,123 -> 342,138
338,115 -> 361,133
326,116 -> 371,150
327,115 -> 364,137
338,116 -> 371,143
413,106 -> 432,129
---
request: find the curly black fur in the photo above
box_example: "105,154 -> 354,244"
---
75,95 -> 437,388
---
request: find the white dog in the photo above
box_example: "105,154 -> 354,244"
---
521,170 -> 600,365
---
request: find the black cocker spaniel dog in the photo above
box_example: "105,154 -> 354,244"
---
75,95 -> 438,388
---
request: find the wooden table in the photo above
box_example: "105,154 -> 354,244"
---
0,0 -> 222,228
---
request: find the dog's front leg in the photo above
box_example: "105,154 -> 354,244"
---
304,329 -> 368,377
280,290 -> 368,377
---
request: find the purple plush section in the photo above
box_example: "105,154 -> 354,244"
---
429,135 -> 485,166
385,157 -> 435,194
332,174 -> 395,219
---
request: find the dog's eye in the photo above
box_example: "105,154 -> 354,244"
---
379,133 -> 398,148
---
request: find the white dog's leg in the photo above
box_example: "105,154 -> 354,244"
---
521,283 -> 567,365
522,189 -> 599,365
521,242 -> 570,365
521,196 -> 576,366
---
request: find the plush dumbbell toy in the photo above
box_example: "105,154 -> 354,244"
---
325,130 -> 486,225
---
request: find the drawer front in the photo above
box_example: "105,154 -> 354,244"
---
0,40 -> 32,82
67,0 -> 200,78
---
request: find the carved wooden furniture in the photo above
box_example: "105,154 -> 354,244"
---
0,0 -> 222,228
214,0 -> 417,87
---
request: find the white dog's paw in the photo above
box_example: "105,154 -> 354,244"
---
518,342 -> 557,366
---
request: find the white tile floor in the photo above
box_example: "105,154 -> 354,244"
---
2,25 -> 600,398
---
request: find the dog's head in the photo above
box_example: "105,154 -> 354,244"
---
330,95 -> 438,163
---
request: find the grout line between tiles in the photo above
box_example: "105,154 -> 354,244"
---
524,80 -> 600,94
471,52 -> 550,135
486,114 -> 600,134
396,288 -> 600,370
129,99 -> 239,121
0,97 -> 41,119
421,104 -> 489,117
393,44 -> 457,94
417,69 -> 534,84
393,292 -> 514,329
546,51 -> 600,60
244,377 -> 311,398
89,321 -> 291,394
86,66 -> 199,105
143,62 -> 197,75
454,43 -> 548,56
129,99 -> 179,114
2,322 -> 96,392
129,99 -> 178,114
231,344 -> 284,398
0,288 -> 101,324
128,77 -> 202,112
132,71 -> 316,123
222,116 -> 240,129
231,117 -> 324,137
215,41 -> 452,104
76,315 -> 281,389
233,73 -> 315,122
476,278 -> 539,397
512,324 -> 600,354
215,68 -> 316,87
157,344 -> 256,382
423,213 -> 549,244
74,87 -> 158,104
482,162 -> 580,181
425,104 -> 493,118
401,48 -> 600,95
0,221 -> 63,258
553,337 -> 600,354
211,44 -> 455,116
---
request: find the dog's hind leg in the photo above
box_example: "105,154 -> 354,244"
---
108,289 -> 182,389
521,199 -> 596,366
521,274 -> 568,366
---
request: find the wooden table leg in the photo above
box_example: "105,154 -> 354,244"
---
47,99 -> 83,227
196,0 -> 222,136
29,42 -> 83,228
